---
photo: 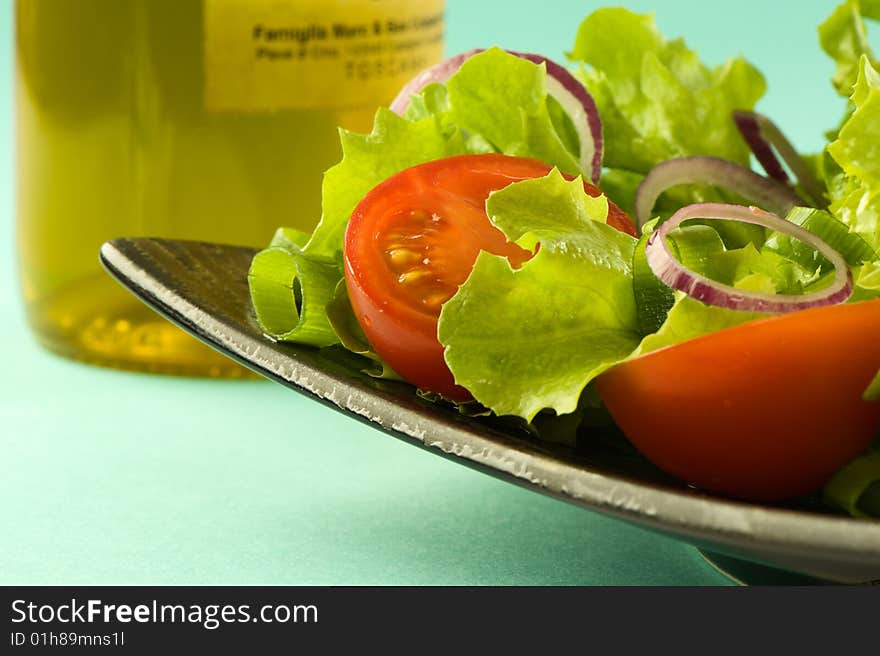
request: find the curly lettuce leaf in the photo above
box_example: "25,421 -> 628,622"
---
819,0 -> 880,96
445,48 -> 583,176
569,7 -> 765,174
439,171 -> 640,421
858,260 -> 880,292
324,280 -> 402,379
826,57 -> 880,250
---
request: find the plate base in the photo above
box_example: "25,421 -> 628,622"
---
698,550 -> 833,586
98,237 -> 880,587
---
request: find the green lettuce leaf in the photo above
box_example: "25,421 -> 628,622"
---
819,0 -> 880,96
324,280 -> 402,379
569,7 -> 765,174
826,57 -> 880,250
444,48 -> 583,176
857,260 -> 880,292
439,171 -> 640,421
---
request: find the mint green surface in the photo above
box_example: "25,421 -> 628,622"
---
1,1 -> 851,585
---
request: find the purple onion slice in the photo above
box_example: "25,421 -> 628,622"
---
733,111 -> 827,208
646,203 -> 853,314
389,49 -> 603,183
635,155 -> 804,233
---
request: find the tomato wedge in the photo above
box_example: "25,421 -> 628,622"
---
596,300 -> 880,501
344,154 -> 637,400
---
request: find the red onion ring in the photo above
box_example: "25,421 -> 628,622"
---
646,203 -> 853,313
511,51 -> 603,185
733,111 -> 827,208
389,49 -> 603,184
635,156 -> 804,233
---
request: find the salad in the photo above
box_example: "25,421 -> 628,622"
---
247,4 -> 880,515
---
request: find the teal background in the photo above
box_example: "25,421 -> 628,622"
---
0,1 -> 853,585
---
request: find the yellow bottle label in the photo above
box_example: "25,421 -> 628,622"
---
203,0 -> 445,113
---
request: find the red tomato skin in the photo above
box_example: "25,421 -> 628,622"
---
345,154 -> 637,400
596,300 -> 880,501
345,260 -> 467,398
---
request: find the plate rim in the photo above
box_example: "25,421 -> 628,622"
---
99,237 -> 880,568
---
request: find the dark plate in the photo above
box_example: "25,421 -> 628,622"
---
100,238 -> 880,584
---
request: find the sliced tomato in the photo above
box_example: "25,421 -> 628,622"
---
344,153 -> 637,400
596,300 -> 880,501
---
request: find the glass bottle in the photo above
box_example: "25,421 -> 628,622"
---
16,0 -> 445,376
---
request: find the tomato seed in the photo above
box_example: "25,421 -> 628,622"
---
384,247 -> 421,269
398,270 -> 432,285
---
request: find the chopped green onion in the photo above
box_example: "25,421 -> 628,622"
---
823,449 -> 880,518
247,237 -> 341,348
763,207 -> 877,272
633,230 -> 674,336
632,220 -> 726,335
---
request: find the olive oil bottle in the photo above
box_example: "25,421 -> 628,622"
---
16,0 -> 444,375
